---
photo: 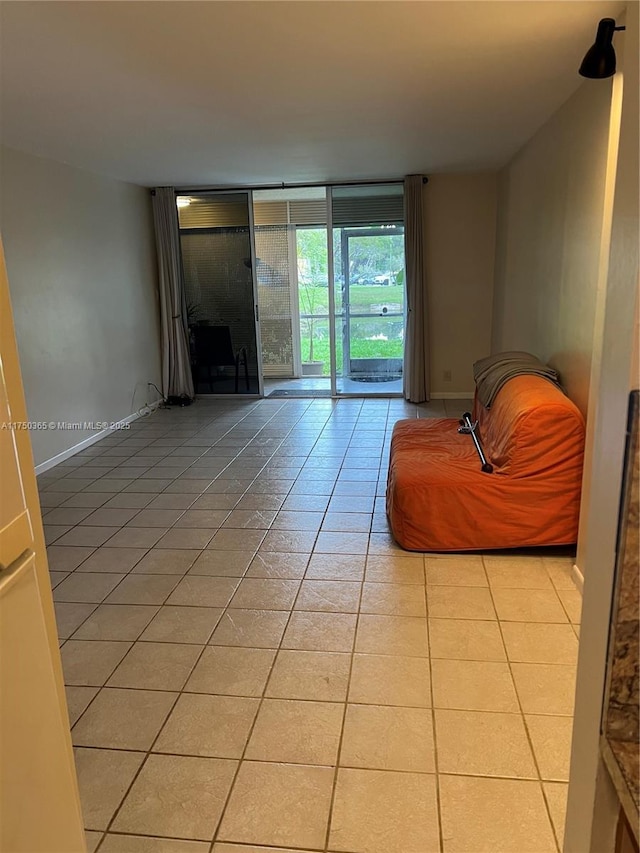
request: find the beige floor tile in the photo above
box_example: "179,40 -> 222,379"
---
218,761 -> 333,849
175,509 -> 231,528
50,570 -> 71,588
294,580 -> 361,613
246,552 -> 310,579
341,704 -> 435,772
166,575 -> 239,607
209,528 -> 267,551
484,555 -> 553,589
258,530 -> 317,553
213,846 -> 308,853
368,532 -> 422,557
61,640 -> 132,686
329,767 -> 439,853
511,663 -> 577,715
429,618 -> 506,661
44,506 -> 94,525
113,754 -> 237,840
65,685 -> 99,726
148,493 -> 201,510
45,523 -> 73,545
271,510 -> 323,530
186,646 -> 276,696
355,614 -> 429,657
230,578 -> 301,610
85,831 -> 102,853
435,708 -> 536,777
321,512 -> 372,532
55,602 -> 96,638
154,693 -> 259,758
56,526 -> 121,547
283,611 -> 357,652
425,555 -> 487,586
189,550 -> 255,577
431,659 -> 519,711
365,555 -> 425,584
156,528 -> 215,549
131,549 -> 199,574
526,714 -> 573,780
305,553 -> 366,581
558,588 -> 582,623
210,609 -> 289,648
108,642 -> 202,690
190,492 -> 241,510
74,747 -> 144,830
315,531 -> 369,554
140,605 -> 223,643
349,653 -> 431,707
100,836 -> 209,852
501,622 -> 579,664
543,781 -> 568,847
427,585 -> 496,619
104,573 -> 180,605
360,582 -> 426,617
83,507 -> 142,527
105,527 -> 165,548
491,588 -> 568,622
53,572 -> 125,603
236,493 -> 285,510
76,547 -> 147,573
72,604 -> 159,641
439,775 -> 557,852
544,558 -> 576,590
72,687 -> 176,750
47,545 -> 95,572
246,698 -> 343,764
266,649 -> 351,701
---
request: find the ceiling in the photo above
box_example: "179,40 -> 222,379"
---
0,1 -> 622,188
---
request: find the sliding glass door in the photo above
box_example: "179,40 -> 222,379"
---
177,192 -> 262,395
330,184 -> 405,394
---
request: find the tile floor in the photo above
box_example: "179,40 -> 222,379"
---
39,396 -> 582,853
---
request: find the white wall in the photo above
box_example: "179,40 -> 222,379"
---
565,4 -> 640,850
0,146 -> 161,467
491,79 -> 613,417
425,173 -> 497,397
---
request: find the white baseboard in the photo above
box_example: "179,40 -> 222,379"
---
571,563 -> 585,594
430,391 -> 475,400
35,402 -> 161,475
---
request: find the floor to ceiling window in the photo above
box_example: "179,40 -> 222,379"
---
176,183 -> 405,398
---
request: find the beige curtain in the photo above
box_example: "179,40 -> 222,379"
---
403,175 -> 430,402
151,188 -> 194,400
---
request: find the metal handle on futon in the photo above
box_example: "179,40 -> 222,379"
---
458,412 -> 493,474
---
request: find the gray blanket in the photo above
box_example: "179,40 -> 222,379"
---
473,351 -> 563,408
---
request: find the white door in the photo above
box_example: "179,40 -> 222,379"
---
0,240 -> 85,853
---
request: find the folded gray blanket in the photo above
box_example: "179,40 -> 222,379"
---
473,351 -> 563,408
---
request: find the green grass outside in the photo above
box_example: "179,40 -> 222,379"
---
300,284 -> 403,315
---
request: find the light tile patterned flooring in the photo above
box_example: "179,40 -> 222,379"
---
39,397 -> 582,853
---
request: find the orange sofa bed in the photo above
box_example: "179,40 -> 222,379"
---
386,375 -> 585,551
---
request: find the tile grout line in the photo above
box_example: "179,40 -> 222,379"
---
483,553 -> 567,853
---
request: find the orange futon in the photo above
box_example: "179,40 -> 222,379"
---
386,375 -> 585,551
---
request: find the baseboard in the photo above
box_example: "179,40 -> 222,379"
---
430,391 -> 475,400
35,402 -> 161,475
571,563 -> 585,594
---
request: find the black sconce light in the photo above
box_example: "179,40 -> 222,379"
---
579,18 -> 626,79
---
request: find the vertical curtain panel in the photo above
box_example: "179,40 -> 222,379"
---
403,175 -> 430,403
151,187 -> 194,400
